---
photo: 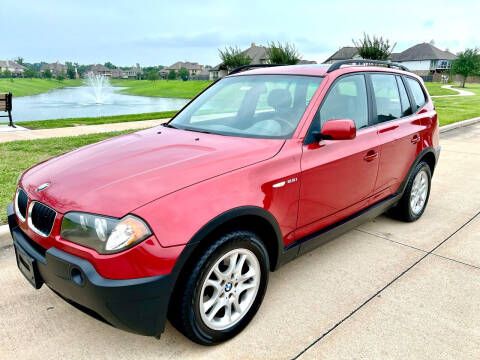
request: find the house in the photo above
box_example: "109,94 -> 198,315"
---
85,64 -> 112,77
165,62 -> 205,77
0,60 -> 26,76
40,62 -> 67,77
323,46 -> 361,64
391,43 -> 456,76
209,43 -> 318,80
209,43 -> 269,80
124,67 -> 142,79
190,68 -> 210,81
111,68 -> 127,79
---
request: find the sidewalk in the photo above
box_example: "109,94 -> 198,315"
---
0,118 -> 170,143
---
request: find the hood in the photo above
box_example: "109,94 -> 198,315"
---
21,126 -> 284,217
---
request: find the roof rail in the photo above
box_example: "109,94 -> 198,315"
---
327,59 -> 410,73
228,64 -> 283,75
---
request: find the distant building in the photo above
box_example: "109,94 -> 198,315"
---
85,64 -> 112,77
209,43 -> 268,80
0,60 -> 26,76
111,68 -> 127,79
323,46 -> 361,64
40,61 -> 67,77
165,61 -> 205,77
391,43 -> 456,76
124,67 -> 142,79
209,43 -> 317,80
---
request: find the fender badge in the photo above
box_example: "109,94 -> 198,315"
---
36,182 -> 50,192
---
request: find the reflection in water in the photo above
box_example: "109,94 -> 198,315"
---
8,86 -> 189,122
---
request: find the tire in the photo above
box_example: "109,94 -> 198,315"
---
170,230 -> 269,345
389,161 -> 432,222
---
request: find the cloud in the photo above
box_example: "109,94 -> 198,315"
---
423,19 -> 435,28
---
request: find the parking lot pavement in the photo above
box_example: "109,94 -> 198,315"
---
1,123 -> 479,360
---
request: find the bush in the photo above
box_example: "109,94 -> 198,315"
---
267,42 -> 301,65
178,67 -> 189,81
168,69 -> 177,80
352,33 -> 396,60
218,46 -> 251,70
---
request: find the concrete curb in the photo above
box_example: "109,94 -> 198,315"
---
440,117 -> 480,133
0,225 -> 12,249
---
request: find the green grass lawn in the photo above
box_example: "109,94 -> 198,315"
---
111,79 -> 211,98
19,111 -> 177,129
432,83 -> 480,126
0,130 -> 136,224
424,82 -> 458,96
0,78 -> 83,97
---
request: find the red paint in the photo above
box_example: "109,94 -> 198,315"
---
321,119 -> 356,140
17,65 -> 439,279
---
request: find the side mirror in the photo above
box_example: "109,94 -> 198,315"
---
318,119 -> 356,140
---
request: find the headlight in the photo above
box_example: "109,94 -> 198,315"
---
60,212 -> 152,254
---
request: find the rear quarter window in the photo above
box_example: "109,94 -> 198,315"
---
405,77 -> 427,110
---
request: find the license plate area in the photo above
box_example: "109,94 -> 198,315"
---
14,244 -> 43,289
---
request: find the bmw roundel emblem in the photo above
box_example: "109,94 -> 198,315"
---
36,182 -> 50,192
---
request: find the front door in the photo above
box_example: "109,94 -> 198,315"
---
297,74 -> 380,236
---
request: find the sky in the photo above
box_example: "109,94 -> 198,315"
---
3,0 -> 479,67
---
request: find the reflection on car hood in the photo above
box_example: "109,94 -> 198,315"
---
21,126 -> 285,217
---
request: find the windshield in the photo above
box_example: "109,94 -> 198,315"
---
169,75 -> 323,139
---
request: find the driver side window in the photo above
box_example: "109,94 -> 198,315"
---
319,74 -> 369,130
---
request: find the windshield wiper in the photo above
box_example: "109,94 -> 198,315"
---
162,123 -> 178,129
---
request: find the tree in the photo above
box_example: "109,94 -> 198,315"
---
2,69 -> 11,78
266,42 -> 301,65
352,33 -> 396,60
451,48 -> 480,88
15,57 -> 24,65
218,46 -> 251,70
104,62 -> 117,69
168,69 -> 177,80
43,69 -> 52,79
56,71 -> 66,81
24,68 -> 38,78
178,67 -> 189,81
66,66 -> 76,79
146,70 -> 160,81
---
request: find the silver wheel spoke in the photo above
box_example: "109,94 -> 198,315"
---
199,248 -> 261,330
410,170 -> 429,215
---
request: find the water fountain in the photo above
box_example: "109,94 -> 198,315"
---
86,73 -> 112,104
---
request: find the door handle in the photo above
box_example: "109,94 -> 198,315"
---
411,135 -> 420,144
363,150 -> 378,162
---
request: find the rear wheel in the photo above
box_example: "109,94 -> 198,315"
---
171,230 -> 269,345
390,161 -> 431,222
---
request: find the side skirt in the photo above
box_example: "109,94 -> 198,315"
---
276,193 -> 402,268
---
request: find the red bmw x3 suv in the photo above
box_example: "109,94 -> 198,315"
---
9,60 -> 440,345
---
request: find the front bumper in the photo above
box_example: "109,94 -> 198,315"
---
7,203 -> 172,337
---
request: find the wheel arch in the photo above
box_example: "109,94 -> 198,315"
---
166,206 -> 283,316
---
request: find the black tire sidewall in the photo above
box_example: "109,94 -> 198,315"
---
187,231 -> 269,345
405,162 -> 432,221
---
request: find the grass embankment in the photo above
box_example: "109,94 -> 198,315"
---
20,111 -> 177,129
0,130 -> 136,224
0,78 -> 82,97
424,82 -> 458,96
430,83 -> 480,126
111,79 -> 211,98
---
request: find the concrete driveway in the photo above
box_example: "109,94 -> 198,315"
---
1,123 -> 479,359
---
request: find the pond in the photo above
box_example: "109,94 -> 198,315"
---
5,86 -> 190,123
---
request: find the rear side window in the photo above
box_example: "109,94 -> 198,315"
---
319,74 -> 369,130
371,74 -> 402,123
405,77 -> 427,110
396,76 -> 413,117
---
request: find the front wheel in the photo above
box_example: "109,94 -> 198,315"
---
390,161 -> 432,222
171,230 -> 269,345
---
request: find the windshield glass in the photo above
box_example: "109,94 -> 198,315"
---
170,75 -> 323,139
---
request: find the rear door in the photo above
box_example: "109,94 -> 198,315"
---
297,74 -> 380,236
371,73 -> 424,202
